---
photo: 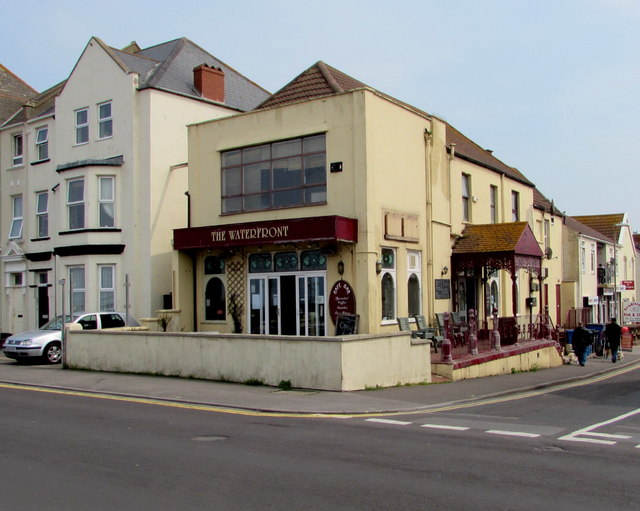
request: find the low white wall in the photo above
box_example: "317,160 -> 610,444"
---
65,330 -> 431,391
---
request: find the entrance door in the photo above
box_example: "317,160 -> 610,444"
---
248,274 -> 325,336
37,286 -> 49,327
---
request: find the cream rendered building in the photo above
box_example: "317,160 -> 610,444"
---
0,37 -> 269,335
172,62 -> 554,337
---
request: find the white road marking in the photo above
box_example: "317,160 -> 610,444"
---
421,424 -> 470,431
486,430 -> 541,438
366,418 -> 412,426
558,408 -> 640,445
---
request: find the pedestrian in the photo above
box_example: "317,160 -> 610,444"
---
605,317 -> 622,363
572,322 -> 590,366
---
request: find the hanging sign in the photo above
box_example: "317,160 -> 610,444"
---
329,280 -> 356,325
623,302 -> 640,325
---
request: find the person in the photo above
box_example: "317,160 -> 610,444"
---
572,322 -> 590,366
605,317 -> 622,363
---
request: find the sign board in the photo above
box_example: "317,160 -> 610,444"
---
622,280 -> 635,290
588,296 -> 599,305
621,330 -> 634,351
435,279 -> 450,300
335,313 -> 359,336
623,302 -> 640,325
329,280 -> 356,325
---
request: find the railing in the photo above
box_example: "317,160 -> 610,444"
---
439,309 -> 559,361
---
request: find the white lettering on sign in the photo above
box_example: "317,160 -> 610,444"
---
226,226 -> 290,241
210,231 -> 227,242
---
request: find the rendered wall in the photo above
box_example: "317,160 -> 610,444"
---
65,329 -> 432,391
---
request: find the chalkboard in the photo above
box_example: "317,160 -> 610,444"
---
435,279 -> 450,299
335,313 -> 359,336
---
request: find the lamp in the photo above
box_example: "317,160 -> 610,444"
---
337,260 -> 344,276
441,266 -> 449,276
375,260 -> 382,274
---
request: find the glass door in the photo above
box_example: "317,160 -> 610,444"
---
298,274 -> 325,336
249,277 -> 279,335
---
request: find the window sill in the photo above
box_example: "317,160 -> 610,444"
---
220,200 -> 328,216
9,164 -> 24,170
30,237 -> 51,242
59,228 -> 122,235
30,158 -> 50,166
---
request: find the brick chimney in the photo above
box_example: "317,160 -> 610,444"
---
193,64 -> 225,103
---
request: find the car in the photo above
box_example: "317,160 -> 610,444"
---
2,312 -> 136,364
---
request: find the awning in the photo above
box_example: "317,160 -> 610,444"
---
173,215 -> 358,251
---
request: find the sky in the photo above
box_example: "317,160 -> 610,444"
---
2,0 -> 639,230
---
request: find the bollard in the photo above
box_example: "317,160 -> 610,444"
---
468,309 -> 478,355
492,308 -> 501,351
440,311 -> 453,363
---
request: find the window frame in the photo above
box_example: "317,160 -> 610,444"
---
511,190 -> 520,221
35,126 -> 49,161
67,178 -> 85,230
98,101 -> 113,140
9,195 -> 23,239
221,134 -> 327,214
98,265 -> 116,312
75,108 -> 89,145
12,134 -> 24,166
461,173 -> 471,222
380,247 -> 397,322
36,191 -> 49,238
407,250 -> 422,317
69,266 -> 86,316
98,176 -> 115,227
490,185 -> 498,223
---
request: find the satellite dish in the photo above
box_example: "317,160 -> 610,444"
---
545,247 -> 553,260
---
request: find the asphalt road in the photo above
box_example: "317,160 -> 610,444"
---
2,368 -> 640,510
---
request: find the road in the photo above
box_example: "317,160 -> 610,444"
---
1,365 -> 639,510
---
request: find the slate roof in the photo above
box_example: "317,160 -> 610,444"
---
452,222 -> 543,259
2,81 -> 64,126
256,61 -> 535,187
0,64 -> 37,124
106,37 -> 270,112
571,214 -> 626,243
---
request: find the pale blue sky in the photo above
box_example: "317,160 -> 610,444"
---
3,0 -> 639,229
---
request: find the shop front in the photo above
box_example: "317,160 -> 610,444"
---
173,215 -> 358,335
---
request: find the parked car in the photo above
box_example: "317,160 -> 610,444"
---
2,312 -> 136,364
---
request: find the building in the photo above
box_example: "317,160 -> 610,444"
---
171,61 -> 560,337
0,37 -> 269,335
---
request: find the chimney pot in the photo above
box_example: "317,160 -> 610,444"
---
194,64 -> 225,103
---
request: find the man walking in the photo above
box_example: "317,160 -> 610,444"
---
605,317 -> 622,363
572,322 -> 590,366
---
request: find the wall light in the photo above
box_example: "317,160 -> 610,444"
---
376,260 -> 382,274
337,260 -> 344,276
441,266 -> 449,276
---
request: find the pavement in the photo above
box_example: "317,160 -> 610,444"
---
1,350 -> 639,415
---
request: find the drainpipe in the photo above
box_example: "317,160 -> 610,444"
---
184,191 -> 197,331
424,128 -> 435,321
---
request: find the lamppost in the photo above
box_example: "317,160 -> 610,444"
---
613,222 -> 629,324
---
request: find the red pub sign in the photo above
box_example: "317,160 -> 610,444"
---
621,280 -> 635,290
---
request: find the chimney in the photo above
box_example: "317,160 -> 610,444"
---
193,64 -> 225,103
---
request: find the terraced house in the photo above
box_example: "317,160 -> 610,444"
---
0,37 -> 269,336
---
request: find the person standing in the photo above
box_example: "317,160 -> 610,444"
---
572,322 -> 590,366
605,317 -> 622,363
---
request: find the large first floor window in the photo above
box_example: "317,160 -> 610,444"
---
221,134 -> 326,214
99,176 -> 115,227
67,178 -> 85,230
36,191 -> 48,238
69,266 -> 86,315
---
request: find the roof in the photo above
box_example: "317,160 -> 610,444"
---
2,81 -> 64,126
256,61 -> 535,187
571,214 -> 626,243
109,37 -> 270,112
564,216 -> 613,244
0,64 -> 37,123
452,222 -> 542,257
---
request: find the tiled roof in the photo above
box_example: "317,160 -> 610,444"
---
453,222 -> 540,255
0,64 -> 37,123
571,214 -> 626,243
256,61 -> 535,188
1,81 -> 63,127
532,188 -> 563,215
564,216 -> 613,243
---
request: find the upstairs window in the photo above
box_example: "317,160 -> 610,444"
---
35,126 -> 49,161
36,191 -> 49,238
75,108 -> 89,144
9,196 -> 23,239
12,134 -> 23,166
511,191 -> 520,221
98,101 -> 113,139
221,134 -> 326,214
490,185 -> 498,223
461,173 -> 471,222
99,176 -> 115,227
67,178 -> 85,230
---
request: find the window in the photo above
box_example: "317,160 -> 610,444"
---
581,242 -> 586,273
461,174 -> 470,222
67,178 -> 85,230
36,192 -> 49,238
35,126 -> 49,161
98,265 -> 115,311
7,272 -> 24,287
544,219 -> 550,251
590,244 -> 596,273
98,101 -> 113,139
511,191 -> 520,221
221,134 -> 326,213
9,196 -> 23,239
490,185 -> 497,223
381,248 -> 396,321
407,251 -> 422,317
99,176 -> 115,227
69,266 -> 85,315
75,108 -> 89,144
12,134 -> 23,166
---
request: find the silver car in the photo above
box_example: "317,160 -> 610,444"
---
2,312 -> 133,364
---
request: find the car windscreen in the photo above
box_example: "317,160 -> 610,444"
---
41,315 -> 72,330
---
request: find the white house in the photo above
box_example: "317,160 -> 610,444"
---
0,37 -> 269,335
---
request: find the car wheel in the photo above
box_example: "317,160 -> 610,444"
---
43,342 -> 62,364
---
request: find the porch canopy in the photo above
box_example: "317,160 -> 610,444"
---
451,222 -> 543,317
